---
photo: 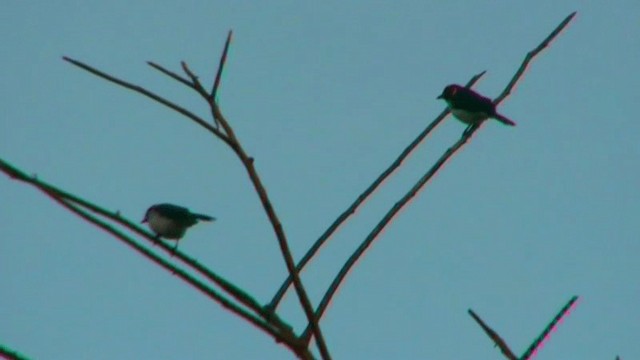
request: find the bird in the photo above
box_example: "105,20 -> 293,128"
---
437,84 -> 516,134
141,203 -> 215,247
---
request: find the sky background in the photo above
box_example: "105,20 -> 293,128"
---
1,1 -> 638,359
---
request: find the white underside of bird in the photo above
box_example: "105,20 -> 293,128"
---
451,108 -> 489,124
146,211 -> 188,239
142,203 -> 215,240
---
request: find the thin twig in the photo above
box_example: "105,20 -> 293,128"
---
181,61 -> 210,99
267,71 -> 486,311
468,309 -> 518,360
0,157 -> 297,340
520,296 -> 579,360
147,61 -> 193,88
212,30 -> 233,99
62,56 -> 233,147
302,11 -> 577,343
495,11 -> 577,105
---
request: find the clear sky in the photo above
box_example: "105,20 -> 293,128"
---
1,1 -> 638,359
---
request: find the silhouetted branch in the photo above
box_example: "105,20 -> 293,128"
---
0,157 -> 298,344
495,12 -> 577,105
180,38 -> 332,360
521,296 -> 579,360
0,344 -> 31,360
64,36 -> 330,359
62,56 -> 232,146
56,196 -> 289,341
147,61 -> 193,88
302,11 -> 578,343
181,61 -> 210,99
303,120 -> 479,343
468,309 -> 518,360
267,71 -> 485,311
212,30 -> 232,99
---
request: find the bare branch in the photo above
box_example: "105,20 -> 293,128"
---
210,100 -> 333,359
212,30 -> 233,99
301,11 -> 577,343
494,11 -> 577,105
147,61 -> 193,88
0,344 -> 31,360
0,157 -> 298,343
520,296 -> 579,360
267,71 -> 485,311
62,56 -> 232,147
64,44 -> 330,358
181,61 -> 211,99
468,310 -> 518,360
176,47 -> 332,357
302,125 -> 478,343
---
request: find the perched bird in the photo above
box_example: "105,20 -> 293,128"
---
437,84 -> 516,133
142,203 -> 215,246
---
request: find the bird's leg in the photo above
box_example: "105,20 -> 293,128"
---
463,122 -> 480,137
171,241 -> 179,257
463,124 -> 473,137
152,234 -> 161,246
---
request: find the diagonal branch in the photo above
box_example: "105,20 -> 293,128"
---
0,344 -> 31,360
303,123 -> 480,343
213,86 -> 333,360
52,195 -> 285,340
495,11 -> 577,105
468,309 -> 518,360
267,71 -> 485,311
187,36 -> 332,359
301,11 -> 578,343
520,296 -> 579,360
0,157 -> 297,341
147,61 -> 193,88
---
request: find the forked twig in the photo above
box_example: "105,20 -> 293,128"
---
268,68 -> 486,311
62,56 -> 232,146
267,71 -> 486,311
63,34 -> 331,359
197,35 -> 333,359
301,11 -> 577,343
468,309 -> 518,360
147,61 -> 193,88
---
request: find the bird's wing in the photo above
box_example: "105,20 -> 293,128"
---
451,90 -> 495,114
156,203 -> 192,219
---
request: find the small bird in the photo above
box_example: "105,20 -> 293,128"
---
437,84 -> 516,134
142,203 -> 215,247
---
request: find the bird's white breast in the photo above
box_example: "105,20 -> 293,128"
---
147,212 -> 186,239
451,108 -> 488,124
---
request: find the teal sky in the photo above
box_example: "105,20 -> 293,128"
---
1,1 -> 638,359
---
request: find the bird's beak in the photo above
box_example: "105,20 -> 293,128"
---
436,94 -> 444,99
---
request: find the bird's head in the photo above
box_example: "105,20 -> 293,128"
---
141,205 -> 157,223
437,84 -> 464,101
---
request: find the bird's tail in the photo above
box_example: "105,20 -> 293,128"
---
193,213 -> 216,222
493,113 -> 516,126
